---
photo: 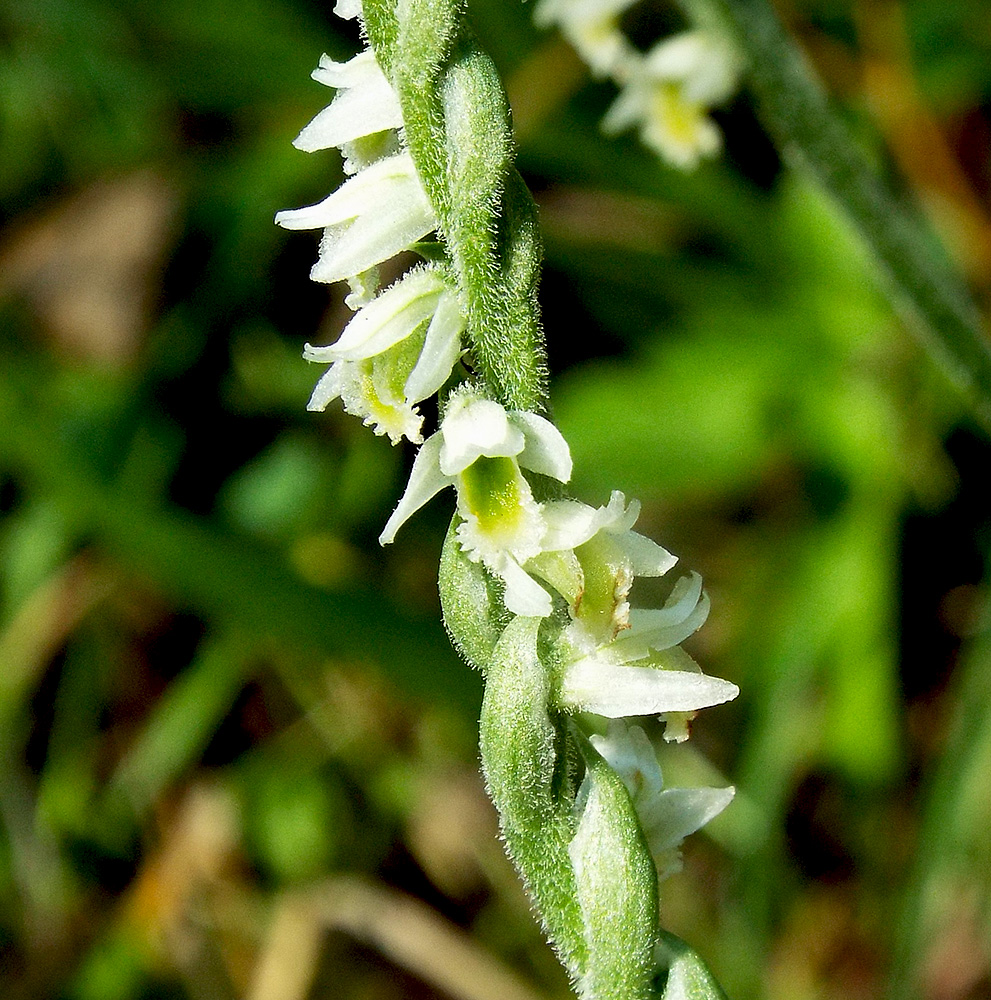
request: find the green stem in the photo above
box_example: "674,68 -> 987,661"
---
363,0 -> 548,413
679,0 -> 991,432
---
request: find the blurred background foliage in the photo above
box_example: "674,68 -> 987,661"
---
1,0 -> 990,998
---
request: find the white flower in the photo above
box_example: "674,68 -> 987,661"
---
535,0 -> 639,78
558,558 -> 735,713
588,720 -> 735,880
529,492 -> 738,730
275,150 -> 438,287
529,490 -> 677,643
379,392 -> 573,616
602,31 -> 740,169
293,50 -> 404,173
557,579 -> 737,725
304,267 -> 465,443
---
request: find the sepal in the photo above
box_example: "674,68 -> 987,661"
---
558,661 -> 739,718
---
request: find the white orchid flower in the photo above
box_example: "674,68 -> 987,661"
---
303,267 -> 465,443
602,31 -> 740,169
303,268 -> 465,442
521,491 -> 739,730
556,578 -> 737,726
293,50 -> 404,173
276,151 -> 438,287
534,0 -> 639,78
587,720 -> 735,880
379,392 -> 573,616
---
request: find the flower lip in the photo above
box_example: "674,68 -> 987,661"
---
559,659 -> 739,718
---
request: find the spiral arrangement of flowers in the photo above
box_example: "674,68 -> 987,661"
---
278,1 -> 738,994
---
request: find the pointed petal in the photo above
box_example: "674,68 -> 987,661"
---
615,594 -> 711,659
641,786 -> 735,853
404,289 -> 465,401
513,411 -> 573,481
499,558 -> 553,617
621,530 -> 678,577
378,433 -> 450,545
598,491 -> 640,533
558,660 -> 738,717
611,574 -> 708,657
306,361 -> 347,411
329,269 -> 444,360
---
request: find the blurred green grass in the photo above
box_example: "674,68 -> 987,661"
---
1,1 -> 990,998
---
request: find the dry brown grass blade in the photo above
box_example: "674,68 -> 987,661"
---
245,876 -> 555,1000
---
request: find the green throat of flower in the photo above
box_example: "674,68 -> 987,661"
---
458,457 -> 538,551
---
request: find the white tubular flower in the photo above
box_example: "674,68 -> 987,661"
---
293,51 -> 404,173
588,720 -> 735,881
379,391 -> 573,617
276,151 -> 438,288
303,267 -> 465,443
535,0 -> 638,78
602,31 -> 740,170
